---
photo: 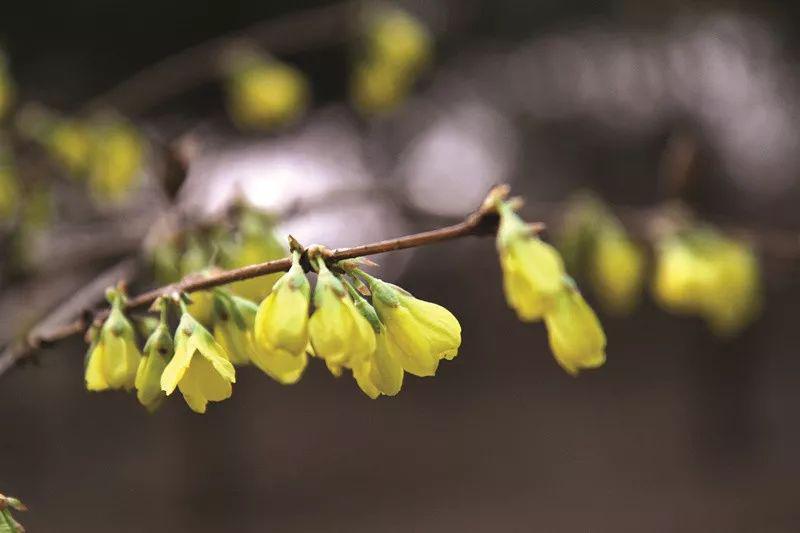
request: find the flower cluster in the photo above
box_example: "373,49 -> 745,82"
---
351,7 -> 432,115
0,492 -> 27,533
556,193 -> 762,337
653,228 -> 761,336
16,106 -> 145,203
85,249 -> 461,414
224,49 -> 309,131
495,197 -> 606,376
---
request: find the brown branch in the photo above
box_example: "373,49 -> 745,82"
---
0,193 -> 506,380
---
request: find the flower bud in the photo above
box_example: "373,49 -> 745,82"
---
496,202 -> 565,321
226,56 -> 308,130
544,279 -> 606,376
364,272 -> 460,377
252,252 -> 309,384
135,323 -> 173,413
213,293 -> 257,366
84,291 -> 142,391
161,311 -> 236,414
87,117 -> 145,203
590,229 -> 646,315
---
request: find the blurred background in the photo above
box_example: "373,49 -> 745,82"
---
2,0 -> 800,531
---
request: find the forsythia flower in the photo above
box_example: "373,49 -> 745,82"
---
253,252 -> 309,384
351,61 -> 409,115
185,289 -> 215,326
362,271 -> 461,377
309,261 -> 375,369
367,9 -> 431,74
653,232 -> 761,336
213,293 -> 257,366
135,321 -> 173,413
703,239 -> 761,336
348,285 -> 404,398
226,58 -> 308,130
496,201 -> 565,321
590,229 -> 646,315
87,118 -> 144,203
544,279 -> 607,376
85,291 -> 142,391
161,311 -> 236,414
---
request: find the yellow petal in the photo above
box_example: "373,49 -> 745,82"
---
160,335 -> 192,395
400,294 -> 461,360
85,344 -> 110,391
250,344 -> 308,384
370,331 -> 404,395
544,287 -> 606,375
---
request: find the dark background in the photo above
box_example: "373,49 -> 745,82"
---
3,1 -> 800,531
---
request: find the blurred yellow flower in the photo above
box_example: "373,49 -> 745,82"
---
223,210 -> 287,301
590,230 -> 646,315
135,322 -> 173,413
161,311 -> 236,414
252,252 -> 309,384
496,201 -> 565,321
87,118 -> 144,203
363,271 -> 460,377
48,120 -> 93,176
227,59 -> 308,130
367,9 -> 431,75
544,280 -> 606,376
351,61 -> 410,115
85,292 -> 142,391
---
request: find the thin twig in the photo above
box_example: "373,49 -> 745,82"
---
0,194 -> 505,380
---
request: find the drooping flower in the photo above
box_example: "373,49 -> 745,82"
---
590,228 -> 646,315
360,270 -> 460,377
84,289 -> 142,391
252,251 -> 309,384
135,313 -> 173,413
348,283 -> 404,398
496,201 -> 565,321
226,54 -> 308,130
160,310 -> 236,414
309,260 -> 375,369
212,292 -> 257,366
543,278 -> 606,376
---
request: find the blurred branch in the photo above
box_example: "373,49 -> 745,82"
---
84,2 -> 358,116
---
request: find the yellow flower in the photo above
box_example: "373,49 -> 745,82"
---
363,271 -> 460,377
213,293 -> 257,366
349,287 -> 404,398
84,292 -> 142,391
160,312 -> 236,414
252,252 -> 309,384
652,236 -> 711,315
48,120 -> 92,176
227,59 -> 308,130
367,9 -> 431,75
87,118 -> 144,203
309,261 -> 375,368
703,239 -> 760,336
135,323 -> 173,413
496,201 -> 565,321
590,229 -> 646,315
544,279 -> 606,376
185,289 -> 215,326
351,60 -> 410,115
